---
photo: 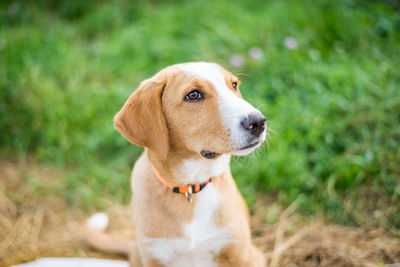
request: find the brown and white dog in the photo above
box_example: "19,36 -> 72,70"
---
86,62 -> 267,267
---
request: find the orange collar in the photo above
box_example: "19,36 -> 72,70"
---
150,164 -> 212,203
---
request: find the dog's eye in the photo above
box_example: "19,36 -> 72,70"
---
232,82 -> 238,90
185,90 -> 203,101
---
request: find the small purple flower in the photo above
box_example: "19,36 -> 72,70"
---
249,47 -> 263,60
284,37 -> 298,50
229,54 -> 245,67
7,1 -> 20,16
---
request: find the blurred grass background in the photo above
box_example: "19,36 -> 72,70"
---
1,0 -> 399,233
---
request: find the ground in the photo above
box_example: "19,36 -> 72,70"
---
1,159 -> 399,267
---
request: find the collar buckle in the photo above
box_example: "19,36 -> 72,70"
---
185,185 -> 193,203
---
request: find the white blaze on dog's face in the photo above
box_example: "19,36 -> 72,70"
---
162,62 -> 266,157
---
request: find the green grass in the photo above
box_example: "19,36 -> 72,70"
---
1,0 -> 399,231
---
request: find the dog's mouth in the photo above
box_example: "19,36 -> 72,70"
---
231,139 -> 264,156
200,150 -> 220,159
239,141 -> 260,150
200,140 -> 262,159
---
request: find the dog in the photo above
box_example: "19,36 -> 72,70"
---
85,62 -> 267,267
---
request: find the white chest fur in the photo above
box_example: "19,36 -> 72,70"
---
179,154 -> 231,184
143,184 -> 229,267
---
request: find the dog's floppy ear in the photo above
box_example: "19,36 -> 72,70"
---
114,77 -> 169,159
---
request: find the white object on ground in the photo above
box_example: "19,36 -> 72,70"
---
86,212 -> 109,230
12,258 -> 128,267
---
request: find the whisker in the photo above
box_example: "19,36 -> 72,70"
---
257,103 -> 268,109
266,126 -> 276,136
231,68 -> 249,78
232,155 -> 247,167
263,138 -> 270,149
236,72 -> 249,78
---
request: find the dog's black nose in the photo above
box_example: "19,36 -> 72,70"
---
241,113 -> 266,137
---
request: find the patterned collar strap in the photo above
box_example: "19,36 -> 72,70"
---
150,164 -> 212,203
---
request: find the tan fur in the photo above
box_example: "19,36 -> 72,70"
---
114,76 -> 169,159
85,228 -> 134,255
162,68 -> 231,158
86,63 -> 266,266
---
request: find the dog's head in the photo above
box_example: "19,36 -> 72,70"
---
114,62 -> 266,159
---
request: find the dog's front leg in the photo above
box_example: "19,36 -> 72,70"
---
137,257 -> 163,267
128,241 -> 143,267
130,244 -> 164,267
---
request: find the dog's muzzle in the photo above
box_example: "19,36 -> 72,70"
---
240,113 -> 266,138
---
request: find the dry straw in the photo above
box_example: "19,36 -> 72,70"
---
1,159 -> 399,267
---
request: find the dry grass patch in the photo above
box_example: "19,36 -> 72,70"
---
1,159 -> 399,267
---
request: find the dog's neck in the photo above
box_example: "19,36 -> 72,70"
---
147,149 -> 231,186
